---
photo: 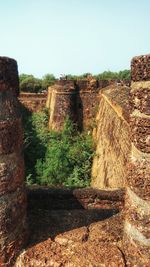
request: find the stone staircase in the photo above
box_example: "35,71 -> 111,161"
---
15,187 -> 126,267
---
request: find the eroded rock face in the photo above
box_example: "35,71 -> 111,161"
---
47,80 -> 77,131
47,79 -> 101,131
0,57 -> 19,96
131,54 -> 150,81
0,57 -> 27,266
124,54 -> 150,266
19,93 -> 47,112
0,55 -> 148,266
91,85 -> 131,189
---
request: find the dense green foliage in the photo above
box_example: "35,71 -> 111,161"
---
66,69 -> 130,80
42,73 -> 56,89
19,73 -> 56,93
22,109 -> 94,187
94,69 -> 131,80
19,69 -> 130,93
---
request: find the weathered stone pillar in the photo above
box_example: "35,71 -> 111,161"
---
76,79 -> 99,131
48,80 -> 77,130
0,57 -> 27,266
124,55 -> 150,266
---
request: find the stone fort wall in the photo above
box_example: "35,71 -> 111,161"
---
19,92 -> 47,112
46,79 -> 129,131
91,84 -> 131,189
0,57 -> 27,267
0,55 -> 149,266
123,55 -> 150,266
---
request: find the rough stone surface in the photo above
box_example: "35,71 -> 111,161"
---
131,82 -> 150,115
1,54 -> 149,266
0,57 -> 19,96
89,212 -> 124,243
131,54 -> 150,81
130,116 -> 150,153
19,93 -> 47,112
123,55 -> 150,266
0,57 -> 27,267
123,232 -> 150,267
15,200 -> 124,266
47,79 -> 127,131
91,85 -> 131,189
127,156 -> 150,200
15,240 -> 125,267
27,186 -> 124,211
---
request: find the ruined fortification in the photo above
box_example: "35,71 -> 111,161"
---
0,55 -> 149,266
19,92 -> 47,112
0,57 -> 27,266
91,84 -> 131,188
123,55 -> 150,266
46,79 -> 123,131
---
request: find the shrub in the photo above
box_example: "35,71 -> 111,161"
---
22,111 -> 94,187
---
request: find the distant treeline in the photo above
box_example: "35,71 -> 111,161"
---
19,69 -> 130,93
19,73 -> 56,93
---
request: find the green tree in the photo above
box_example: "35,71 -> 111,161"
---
94,69 -> 131,80
65,74 -> 78,80
20,75 -> 42,93
118,69 -> 131,80
82,72 -> 92,78
42,73 -> 56,90
95,71 -> 118,80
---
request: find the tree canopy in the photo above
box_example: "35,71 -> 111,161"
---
19,69 -> 130,93
19,73 -> 56,93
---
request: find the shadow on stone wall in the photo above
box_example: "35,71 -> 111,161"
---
25,187 -> 124,247
75,84 -> 84,131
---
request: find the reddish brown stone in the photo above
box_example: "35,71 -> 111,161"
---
123,233 -> 150,267
124,54 -> 150,266
89,212 -> 124,243
19,93 -> 47,112
0,119 -> 23,155
130,116 -> 150,153
131,54 -> 150,81
0,57 -> 19,96
0,228 -> 28,267
131,87 -> 150,115
0,187 -> 27,236
15,239 -> 125,267
0,154 -> 25,196
127,159 -> 150,200
125,196 -> 149,238
0,56 -> 27,266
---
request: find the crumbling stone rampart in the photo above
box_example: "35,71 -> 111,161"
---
76,80 -> 100,130
47,80 -> 77,130
91,85 -> 131,188
47,79 -> 130,131
123,55 -> 150,266
0,55 -> 149,266
0,57 -> 27,266
19,92 -> 47,112
131,54 -> 150,81
47,79 -> 110,131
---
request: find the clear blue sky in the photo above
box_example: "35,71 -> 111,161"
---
0,0 -> 149,78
